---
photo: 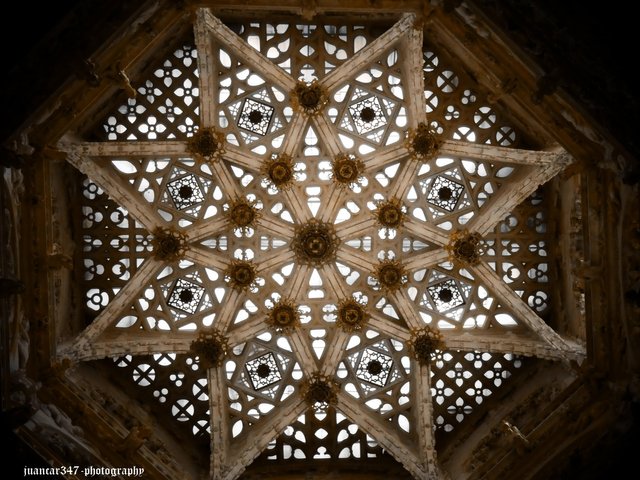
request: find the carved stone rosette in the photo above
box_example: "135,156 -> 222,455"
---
373,197 -> 406,230
151,227 -> 189,262
300,372 -> 339,412
336,298 -> 369,333
265,297 -> 301,334
407,326 -> 445,365
290,80 -> 329,116
261,153 -> 297,191
291,219 -> 340,267
225,197 -> 261,233
224,259 -> 258,291
190,329 -> 229,369
446,229 -> 485,266
372,258 -> 408,293
330,153 -> 365,189
186,126 -> 225,163
406,122 -> 440,161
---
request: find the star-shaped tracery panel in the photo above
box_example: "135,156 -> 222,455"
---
60,8 -> 586,480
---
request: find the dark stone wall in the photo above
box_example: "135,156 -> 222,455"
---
473,0 -> 639,163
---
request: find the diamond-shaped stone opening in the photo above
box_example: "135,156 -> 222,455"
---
167,174 -> 205,210
427,279 -> 465,313
355,348 -> 393,387
167,278 -> 205,314
238,98 -> 275,136
426,175 -> 464,212
349,96 -> 387,135
246,352 -> 282,390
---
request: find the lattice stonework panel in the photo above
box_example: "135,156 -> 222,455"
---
109,156 -> 228,227
112,353 -> 211,440
337,331 -> 415,440
256,406 -> 390,461
80,178 -> 153,315
406,156 -> 522,232
406,263 -> 529,332
233,22 -> 388,82
92,39 -> 200,141
110,260 -> 228,333
431,351 -> 524,436
329,48 -> 408,153
483,188 -> 552,315
422,44 -> 535,148
214,42 -> 292,154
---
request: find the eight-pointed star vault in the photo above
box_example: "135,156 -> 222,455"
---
57,8 -> 586,480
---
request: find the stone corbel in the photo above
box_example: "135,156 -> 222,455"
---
300,0 -> 318,21
115,424 -> 152,455
47,252 -> 73,270
106,63 -> 137,99
532,69 -> 561,104
82,59 -> 101,87
501,420 -> 531,455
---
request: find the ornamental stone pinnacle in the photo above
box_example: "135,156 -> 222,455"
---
266,297 -> 301,334
292,219 -> 339,267
291,80 -> 328,116
151,227 -> 189,261
446,229 -> 485,266
408,326 -> 445,365
190,329 -> 229,368
406,122 -> 440,161
186,126 -> 225,161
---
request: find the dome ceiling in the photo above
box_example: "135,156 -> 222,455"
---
4,2 -> 637,480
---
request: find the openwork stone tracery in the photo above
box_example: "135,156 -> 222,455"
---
65,8 -> 577,480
